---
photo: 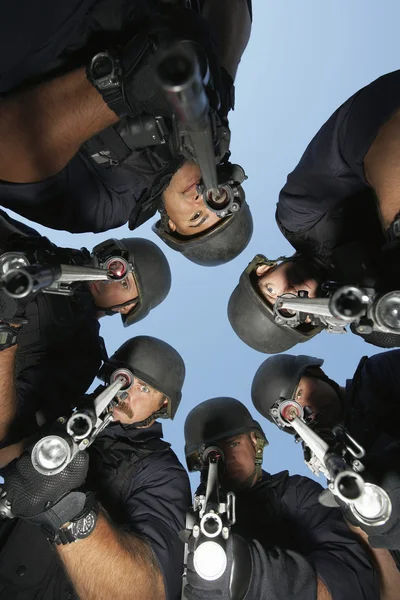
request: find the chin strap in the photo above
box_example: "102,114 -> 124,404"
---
254,436 -> 265,479
96,296 -> 139,316
240,435 -> 266,488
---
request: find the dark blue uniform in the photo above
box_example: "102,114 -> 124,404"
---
0,422 -> 191,600
0,210 -> 103,444
343,349 -> 400,454
276,70 -> 400,267
234,471 -> 379,599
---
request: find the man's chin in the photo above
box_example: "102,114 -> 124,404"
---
222,474 -> 252,492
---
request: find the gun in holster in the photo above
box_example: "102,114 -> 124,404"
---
182,445 -> 235,594
269,399 -> 392,527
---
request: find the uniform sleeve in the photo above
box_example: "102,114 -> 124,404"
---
0,151 -> 137,233
247,476 -> 379,600
276,97 -> 367,238
292,475 -> 379,600
276,71 -> 400,261
356,350 -> 400,440
121,456 -> 191,600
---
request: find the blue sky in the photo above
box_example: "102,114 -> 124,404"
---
8,0 -> 400,488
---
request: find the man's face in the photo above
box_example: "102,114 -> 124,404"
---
256,261 -> 319,307
88,274 -> 138,315
112,377 -> 167,426
162,161 -> 222,236
293,374 -> 342,428
218,432 -> 258,490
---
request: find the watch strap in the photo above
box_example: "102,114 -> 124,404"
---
86,51 -> 127,118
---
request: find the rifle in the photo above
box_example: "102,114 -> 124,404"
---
269,399 -> 392,527
157,43 -> 246,217
182,445 -> 235,593
273,284 -> 400,336
0,250 -> 130,298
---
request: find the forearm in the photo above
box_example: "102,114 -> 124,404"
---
58,511 -> 166,600
0,345 -> 18,441
348,523 -> 400,600
317,578 -> 332,600
0,68 -> 119,183
364,107 -> 400,229
202,0 -> 251,80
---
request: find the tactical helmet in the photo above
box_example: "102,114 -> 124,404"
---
92,238 -> 171,327
152,164 -> 253,266
99,335 -> 185,419
251,355 -> 324,430
184,397 -> 268,471
228,254 -> 324,354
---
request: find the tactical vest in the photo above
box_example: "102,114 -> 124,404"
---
0,434 -> 170,600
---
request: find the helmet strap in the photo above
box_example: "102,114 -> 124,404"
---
96,296 -> 139,316
254,436 -> 265,479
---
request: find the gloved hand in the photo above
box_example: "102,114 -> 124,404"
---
0,446 -> 89,538
184,533 -> 252,600
118,8 -> 221,119
0,288 -> 30,325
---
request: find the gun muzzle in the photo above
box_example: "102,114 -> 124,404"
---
2,264 -> 61,298
157,44 -> 219,197
324,454 -> 365,502
66,409 -> 96,440
329,286 -> 370,321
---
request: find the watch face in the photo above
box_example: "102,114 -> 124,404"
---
73,511 -> 96,539
92,55 -> 113,80
0,328 -> 14,347
0,331 -> 10,345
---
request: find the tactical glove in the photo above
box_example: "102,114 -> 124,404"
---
184,533 -> 251,600
0,446 -> 89,538
116,8 -> 221,119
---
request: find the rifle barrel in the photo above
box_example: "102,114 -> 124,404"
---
2,264 -> 61,298
157,46 -> 219,194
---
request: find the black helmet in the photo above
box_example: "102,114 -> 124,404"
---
228,255 -> 324,354
92,238 -> 171,327
251,355 -> 324,428
152,164 -> 253,266
184,397 -> 268,471
99,335 -> 185,419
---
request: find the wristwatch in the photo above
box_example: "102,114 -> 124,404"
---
87,50 -> 126,118
0,321 -> 20,351
56,509 -> 98,545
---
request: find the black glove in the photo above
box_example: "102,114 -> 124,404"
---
0,288 -> 31,325
184,533 -> 252,600
119,8 -> 221,119
0,447 -> 89,537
